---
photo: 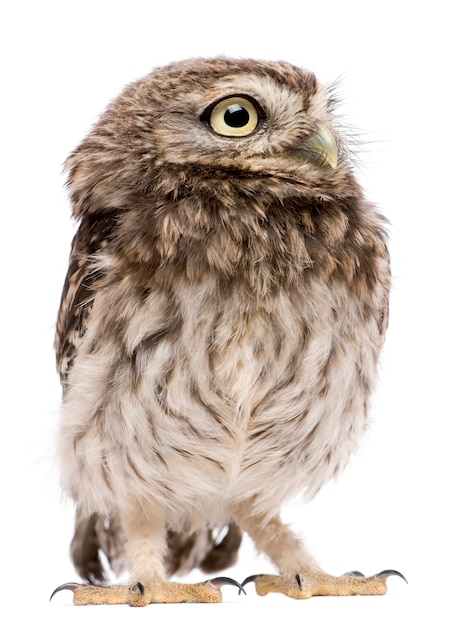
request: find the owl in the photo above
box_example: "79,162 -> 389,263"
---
51,58 -> 404,605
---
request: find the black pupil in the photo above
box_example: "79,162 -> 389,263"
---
224,104 -> 250,128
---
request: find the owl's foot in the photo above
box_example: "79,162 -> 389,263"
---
242,569 -> 407,599
51,576 -> 244,605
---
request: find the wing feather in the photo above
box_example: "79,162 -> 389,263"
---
55,212 -> 120,386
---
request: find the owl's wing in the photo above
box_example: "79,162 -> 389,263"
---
55,212 -> 126,582
55,212 -> 121,386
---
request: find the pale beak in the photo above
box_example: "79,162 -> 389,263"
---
295,124 -> 338,169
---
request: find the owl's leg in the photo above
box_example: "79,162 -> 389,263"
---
236,507 -> 406,598
51,501 -> 243,605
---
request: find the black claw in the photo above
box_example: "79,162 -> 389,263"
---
130,582 -> 145,596
240,574 -> 261,595
50,582 -> 81,602
295,573 -> 303,590
343,571 -> 365,577
209,576 -> 246,595
376,570 -> 408,584
241,574 -> 260,586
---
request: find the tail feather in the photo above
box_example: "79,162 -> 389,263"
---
70,510 -> 242,583
71,510 -> 127,583
200,524 -> 243,573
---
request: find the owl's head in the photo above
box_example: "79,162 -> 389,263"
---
66,58 -> 352,218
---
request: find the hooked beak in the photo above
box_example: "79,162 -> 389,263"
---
293,124 -> 338,169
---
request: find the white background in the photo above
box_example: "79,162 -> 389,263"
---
1,1 -> 467,623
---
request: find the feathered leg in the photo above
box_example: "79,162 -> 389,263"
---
236,506 -> 406,598
52,501 -> 242,605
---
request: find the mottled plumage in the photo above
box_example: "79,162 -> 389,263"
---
53,58 -> 398,605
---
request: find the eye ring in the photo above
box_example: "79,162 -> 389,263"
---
202,95 -> 263,137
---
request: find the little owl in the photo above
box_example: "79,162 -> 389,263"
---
52,57 -> 404,605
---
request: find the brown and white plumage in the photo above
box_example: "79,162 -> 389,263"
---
53,58 -> 400,605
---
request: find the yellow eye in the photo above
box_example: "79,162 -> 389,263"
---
205,96 -> 261,137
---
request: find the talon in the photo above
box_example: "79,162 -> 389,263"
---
208,576 -> 246,594
376,570 -> 408,584
343,571 -> 365,577
295,574 -> 303,590
130,582 -> 145,596
50,582 -> 81,602
241,574 -> 260,588
240,574 -> 261,594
